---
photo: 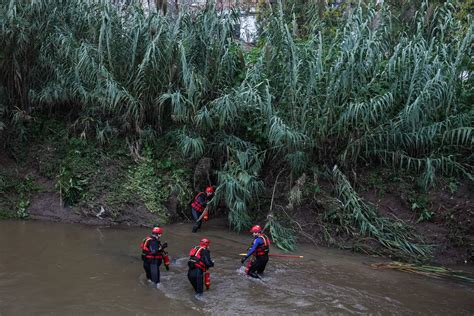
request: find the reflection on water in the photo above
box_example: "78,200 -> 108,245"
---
0,220 -> 473,315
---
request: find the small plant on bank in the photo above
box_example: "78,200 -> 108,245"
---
407,192 -> 433,223
0,173 -> 38,219
16,198 -> 29,219
55,138 -> 99,206
56,166 -> 88,207
446,178 -> 461,195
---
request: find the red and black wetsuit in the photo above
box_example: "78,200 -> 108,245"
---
191,192 -> 209,233
187,246 -> 214,294
140,235 -> 164,284
245,234 -> 270,278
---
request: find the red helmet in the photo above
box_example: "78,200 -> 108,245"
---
152,227 -> 163,235
205,186 -> 214,194
250,225 -> 262,233
199,238 -> 210,247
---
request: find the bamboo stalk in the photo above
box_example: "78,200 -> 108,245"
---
371,262 -> 474,284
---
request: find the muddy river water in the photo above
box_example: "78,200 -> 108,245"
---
0,220 -> 472,315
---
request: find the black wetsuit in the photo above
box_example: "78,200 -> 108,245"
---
191,193 -> 208,233
142,237 -> 163,284
187,248 -> 214,294
243,235 -> 270,278
248,255 -> 269,277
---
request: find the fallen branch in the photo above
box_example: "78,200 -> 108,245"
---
371,262 -> 474,284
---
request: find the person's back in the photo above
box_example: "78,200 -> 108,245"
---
140,227 -> 168,287
187,238 -> 214,296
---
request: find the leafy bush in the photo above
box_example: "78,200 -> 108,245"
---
125,149 -> 192,222
0,173 -> 38,219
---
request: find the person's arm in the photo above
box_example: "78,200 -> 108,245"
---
243,237 -> 263,260
201,249 -> 214,268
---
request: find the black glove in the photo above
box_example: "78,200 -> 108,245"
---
165,264 -> 169,271
241,256 -> 247,264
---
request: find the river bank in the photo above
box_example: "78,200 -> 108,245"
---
1,134 -> 472,266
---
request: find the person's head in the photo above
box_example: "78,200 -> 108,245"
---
152,226 -> 163,238
199,238 -> 210,248
250,225 -> 262,237
205,186 -> 214,197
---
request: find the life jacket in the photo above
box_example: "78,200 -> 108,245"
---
255,234 -> 270,257
191,192 -> 207,213
140,236 -> 163,260
188,246 -> 207,271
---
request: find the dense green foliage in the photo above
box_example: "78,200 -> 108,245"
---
0,172 -> 38,219
124,150 -> 192,221
1,0 -> 472,258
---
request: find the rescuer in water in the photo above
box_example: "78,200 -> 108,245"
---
140,226 -> 169,287
187,238 -> 214,296
191,186 -> 214,233
241,225 -> 270,278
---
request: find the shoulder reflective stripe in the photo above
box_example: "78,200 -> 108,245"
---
194,192 -> 205,203
258,234 -> 269,246
193,247 -> 207,270
195,247 -> 205,257
142,237 -> 153,251
254,234 -> 270,256
197,192 -> 205,199
190,246 -> 204,258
